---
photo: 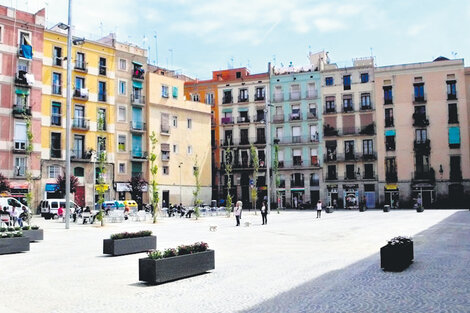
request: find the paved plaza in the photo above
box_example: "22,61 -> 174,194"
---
1,209 -> 469,313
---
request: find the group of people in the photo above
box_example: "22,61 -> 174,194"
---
0,206 -> 29,227
166,203 -> 195,218
233,200 -> 269,226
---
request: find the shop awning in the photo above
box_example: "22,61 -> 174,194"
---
291,188 -> 304,191
238,108 -> 249,112
15,89 -> 30,95
384,184 -> 398,190
222,108 -> 232,113
132,61 -> 143,66
10,182 -> 30,189
133,81 -> 143,89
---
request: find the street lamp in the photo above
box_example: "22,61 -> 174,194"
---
178,162 -> 183,205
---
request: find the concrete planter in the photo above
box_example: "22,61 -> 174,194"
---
380,241 -> 414,272
103,235 -> 156,256
416,207 -> 424,213
23,229 -> 44,242
325,207 -> 333,214
139,249 -> 215,284
0,236 -> 30,254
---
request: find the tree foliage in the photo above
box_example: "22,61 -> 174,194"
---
56,174 -> 79,198
250,144 -> 259,213
127,174 -> 148,207
149,132 -> 159,223
192,156 -> 202,219
0,173 -> 10,193
224,139 -> 233,217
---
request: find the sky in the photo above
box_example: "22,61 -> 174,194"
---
2,0 -> 469,79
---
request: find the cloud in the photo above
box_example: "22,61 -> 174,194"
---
407,24 -> 427,37
313,18 -> 346,32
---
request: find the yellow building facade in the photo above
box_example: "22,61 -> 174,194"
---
40,27 -> 116,207
147,70 -> 211,206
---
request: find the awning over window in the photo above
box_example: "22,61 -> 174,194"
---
132,61 -> 143,66
15,89 -> 30,95
222,108 -> 232,113
449,127 -> 460,144
132,81 -> 143,89
385,129 -> 396,136
384,184 -> 398,190
238,108 -> 249,112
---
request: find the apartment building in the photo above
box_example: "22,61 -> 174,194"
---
215,68 -> 269,208
40,27 -> 116,207
269,61 -> 322,208
321,57 -> 378,209
147,69 -> 211,206
0,6 -> 44,204
376,58 -> 470,208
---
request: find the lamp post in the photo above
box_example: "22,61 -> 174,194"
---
178,162 -> 183,205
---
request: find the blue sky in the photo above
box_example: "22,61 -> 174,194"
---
2,0 -> 469,79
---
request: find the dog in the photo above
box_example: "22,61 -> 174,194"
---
244,221 -> 251,227
209,225 -> 217,232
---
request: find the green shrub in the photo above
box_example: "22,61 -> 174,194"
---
177,244 -> 192,255
163,248 -> 177,258
191,242 -> 209,253
110,230 -> 152,240
7,227 -> 15,232
147,249 -> 163,260
31,225 -> 39,230
0,227 -> 6,232
22,226 -> 30,231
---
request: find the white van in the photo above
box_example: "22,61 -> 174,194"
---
40,199 -> 81,219
0,197 -> 30,214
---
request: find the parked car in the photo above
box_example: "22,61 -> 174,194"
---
0,197 -> 30,215
40,199 -> 80,219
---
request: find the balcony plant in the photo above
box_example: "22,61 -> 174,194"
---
139,242 -> 214,284
380,236 -> 413,272
103,230 -> 156,256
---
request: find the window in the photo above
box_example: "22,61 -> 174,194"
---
344,141 -> 355,160
307,83 -> 317,98
360,73 -> 369,83
385,131 -> 396,151
450,156 -> 462,180
97,108 -> 106,131
447,80 -> 457,100
310,173 -> 319,186
309,103 -> 317,118
363,139 -> 373,156
48,165 -> 61,178
14,157 -> 26,177
385,157 -> 397,181
119,163 -> 126,174
343,95 -> 353,112
51,102 -> 61,126
413,83 -> 425,102
170,86 -> 177,98
98,81 -> 106,101
325,77 -> 334,86
292,126 -> 301,143
163,166 -> 169,175
325,96 -> 335,113
99,57 -> 107,75
255,87 -> 265,101
19,30 -> 31,46
97,137 -> 106,154
52,73 -> 62,94
119,59 -> 127,71
346,164 -> 355,179
161,113 -> 170,133
75,76 -> 85,91
172,116 -> 178,127
173,144 -> 178,153
190,93 -> 200,102
205,93 -> 214,105
385,108 -> 394,127
0,25 -> 3,43
118,135 -> 126,152
187,145 -> 193,154
73,135 -> 84,158
50,132 -> 61,158
292,149 -> 302,165
360,93 -> 371,109
448,103 -> 458,124
327,165 -> 337,180
187,118 -> 192,129
162,85 -> 169,98
383,86 -> 393,104
14,122 -> 27,151
118,106 -> 126,122
75,52 -> 85,70
74,167 -> 84,177
415,129 -> 427,143
239,88 -> 248,102
223,90 -> 232,104
236,71 -> 241,79
118,80 -> 127,95
343,75 -> 351,90
53,46 -> 62,66
364,164 -> 374,179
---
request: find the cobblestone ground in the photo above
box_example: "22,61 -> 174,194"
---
0,209 -> 467,313
242,211 -> 470,313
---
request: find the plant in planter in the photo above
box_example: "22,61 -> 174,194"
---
22,225 -> 43,242
103,230 -> 156,256
22,226 -> 30,231
0,231 -> 29,254
139,241 -> 215,285
0,227 -> 6,232
380,236 -> 414,272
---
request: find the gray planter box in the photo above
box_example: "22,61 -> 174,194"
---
23,229 -> 44,242
103,235 -> 156,256
139,249 -> 215,284
0,236 -> 30,254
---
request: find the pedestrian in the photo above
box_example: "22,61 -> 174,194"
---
260,200 -> 267,225
293,196 -> 298,209
316,200 -> 322,218
234,200 -> 242,226
124,204 -> 130,220
11,207 -> 20,226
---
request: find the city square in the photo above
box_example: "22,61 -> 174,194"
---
2,209 -> 469,313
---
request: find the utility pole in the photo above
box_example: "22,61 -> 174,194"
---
265,63 -> 272,213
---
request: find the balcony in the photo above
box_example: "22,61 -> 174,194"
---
239,137 -> 250,145
50,147 -> 62,159
323,126 -> 339,137
71,149 -> 92,161
233,161 -> 252,169
237,116 -> 250,124
359,123 -> 375,135
161,154 -> 170,162
18,44 -> 33,60
324,107 -> 336,114
15,71 -> 33,87
253,115 -> 265,123
343,127 -> 357,135
324,154 -> 338,163
131,94 -> 145,106
272,93 -> 284,103
13,140 -> 27,153
254,94 -> 265,101
447,93 -> 457,101
344,153 -> 358,161
386,143 -> 396,151
221,117 -> 234,125
363,171 -> 376,180
361,152 -> 377,161
412,93 -> 427,104
384,98 -> 393,105
289,113 -> 302,121
130,121 -> 146,133
275,134 -> 319,145
306,90 -> 318,99
74,62 -> 88,73
222,95 -> 233,104
386,171 -> 398,183
342,105 -> 354,113
290,180 -> 305,188
412,113 -> 429,127
325,173 -> 338,181
98,93 -> 107,102
414,139 -> 431,155
132,171 -> 143,178
99,66 -> 107,76
238,96 -> 249,103
289,91 -> 301,101
413,169 -> 435,182
385,118 -> 394,128
52,84 -> 62,95
273,114 -> 284,123
73,88 -> 89,100
72,118 -> 90,130
131,149 -> 148,161
344,172 -> 357,180
132,69 -> 145,80
360,104 -> 373,111
255,136 -> 266,145
12,105 -> 32,118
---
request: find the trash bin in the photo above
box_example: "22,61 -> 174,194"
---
383,205 -> 390,212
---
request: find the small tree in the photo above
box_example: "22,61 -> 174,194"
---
273,142 -> 281,214
96,144 -> 107,226
192,156 -> 202,219
56,174 -> 79,198
0,173 -> 10,193
250,144 -> 259,214
25,114 -> 34,224
224,139 -> 233,217
127,174 -> 148,209
149,132 -> 159,223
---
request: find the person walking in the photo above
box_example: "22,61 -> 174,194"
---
260,200 -> 267,225
316,200 -> 322,218
234,201 -> 242,226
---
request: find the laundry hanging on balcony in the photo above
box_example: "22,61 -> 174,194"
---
24,73 -> 35,85
80,88 -> 89,97
20,44 -> 33,59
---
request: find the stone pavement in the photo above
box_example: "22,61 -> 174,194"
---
0,209 -> 468,313
242,211 -> 470,313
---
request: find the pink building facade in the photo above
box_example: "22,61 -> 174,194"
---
376,58 -> 470,208
0,6 -> 44,203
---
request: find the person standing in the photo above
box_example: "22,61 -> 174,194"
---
234,200 -> 242,226
316,200 -> 322,218
260,201 -> 267,225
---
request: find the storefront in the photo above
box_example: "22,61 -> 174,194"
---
384,184 -> 399,208
343,184 -> 359,209
9,182 -> 29,205
327,184 -> 338,208
44,183 -> 59,199
291,188 -> 304,209
412,183 -> 435,209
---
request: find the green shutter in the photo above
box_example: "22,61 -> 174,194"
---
172,86 -> 178,98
